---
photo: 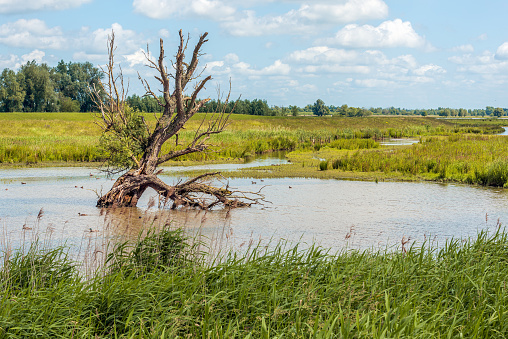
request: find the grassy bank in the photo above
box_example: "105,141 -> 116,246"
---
2,226 -> 508,337
0,113 -> 503,166
3,112 -> 508,188
233,134 -> 508,187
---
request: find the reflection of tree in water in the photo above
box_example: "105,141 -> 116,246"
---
98,206 -> 236,263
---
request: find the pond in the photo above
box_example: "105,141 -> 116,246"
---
2,157 -> 508,257
379,138 -> 419,146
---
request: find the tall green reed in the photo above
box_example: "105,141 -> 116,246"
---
2,222 -> 508,337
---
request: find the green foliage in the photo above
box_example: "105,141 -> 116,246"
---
106,227 -> 191,276
1,242 -> 76,291
0,113 -> 505,167
98,106 -> 149,170
19,61 -> 57,112
323,134 -> 508,187
126,94 -> 162,113
0,69 -> 24,112
474,159 -> 508,187
52,60 -> 102,112
0,60 -> 101,113
329,138 -> 379,149
198,98 -> 274,116
0,136 -> 101,163
312,98 -> 330,116
290,105 -> 299,116
4,226 -> 508,337
319,159 -> 329,170
58,95 -> 81,112
494,107 -> 505,117
332,158 -> 340,169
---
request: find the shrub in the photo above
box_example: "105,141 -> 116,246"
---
319,160 -> 329,171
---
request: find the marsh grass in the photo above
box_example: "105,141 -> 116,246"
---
0,136 -> 101,163
1,113 -> 502,166
2,220 -> 508,337
259,134 -> 508,187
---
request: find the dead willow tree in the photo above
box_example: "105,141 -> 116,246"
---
90,30 -> 259,209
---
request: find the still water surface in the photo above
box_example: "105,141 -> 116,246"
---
1,158 -> 508,253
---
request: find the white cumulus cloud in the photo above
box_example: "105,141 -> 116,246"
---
0,19 -> 66,50
355,78 -> 395,88
0,0 -> 91,13
321,19 -> 429,49
452,44 -> 474,53
288,46 -> 358,64
0,50 -> 46,69
132,0 -> 235,20
77,23 -> 145,55
133,0 -> 388,37
124,49 -> 150,67
495,42 -> 508,60
19,50 -> 45,65
297,0 -> 388,23
224,0 -> 388,36
413,64 -> 446,76
204,54 -> 291,80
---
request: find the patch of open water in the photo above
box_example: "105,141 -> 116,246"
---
2,158 -> 508,254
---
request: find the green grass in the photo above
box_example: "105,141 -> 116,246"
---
1,113 -> 503,166
2,225 -> 508,337
230,134 -> 508,188
321,134 -> 508,186
0,136 -> 101,163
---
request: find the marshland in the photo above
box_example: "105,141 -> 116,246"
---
3,113 -> 508,337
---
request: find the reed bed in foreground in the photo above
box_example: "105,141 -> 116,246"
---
1,225 -> 508,337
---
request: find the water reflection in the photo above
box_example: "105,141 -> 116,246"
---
1,163 -> 508,255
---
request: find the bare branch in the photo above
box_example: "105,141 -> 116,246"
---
94,29 -> 257,210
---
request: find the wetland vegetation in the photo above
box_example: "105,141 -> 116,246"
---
3,113 -> 508,336
2,225 -> 508,337
4,113 -> 507,186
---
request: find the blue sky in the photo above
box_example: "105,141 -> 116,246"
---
1,0 -> 508,109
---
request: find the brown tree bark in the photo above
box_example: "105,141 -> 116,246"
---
91,30 -> 258,209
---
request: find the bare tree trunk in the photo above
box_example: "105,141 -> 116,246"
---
91,30 -> 258,209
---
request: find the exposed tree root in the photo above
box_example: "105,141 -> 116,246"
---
97,172 -> 261,209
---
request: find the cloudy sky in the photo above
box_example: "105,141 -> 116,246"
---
1,0 -> 508,109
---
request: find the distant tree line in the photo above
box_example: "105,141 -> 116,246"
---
198,99 -> 277,116
301,99 -> 508,118
125,97 -> 284,116
124,96 -> 508,118
0,60 -> 102,112
366,106 -> 508,117
1,60 -> 506,118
